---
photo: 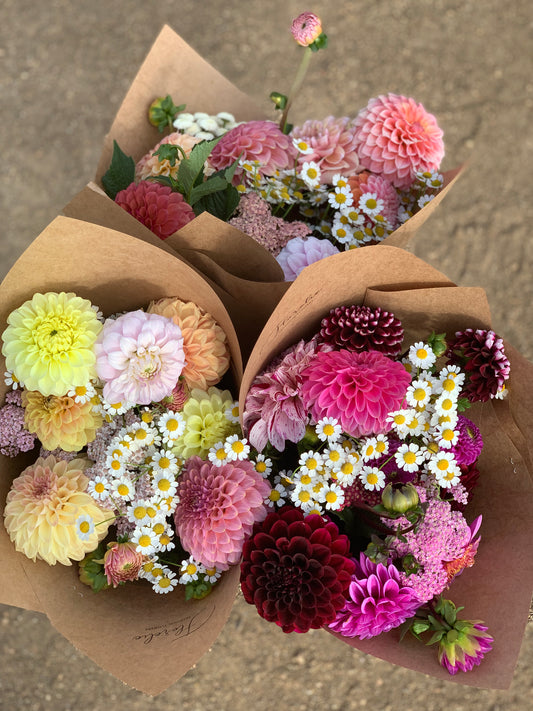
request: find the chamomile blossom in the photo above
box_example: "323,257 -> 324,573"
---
157,411 -> 185,443
4,370 -> 22,389
208,442 -> 229,467
358,193 -> 384,218
435,423 -> 459,449
224,434 -> 251,461
361,436 -> 381,462
152,570 -> 178,594
265,483 -> 288,508
335,454 -> 361,485
203,566 -> 222,584
315,417 -> 342,443
253,454 -> 273,478
322,444 -> 345,469
331,220 -> 355,244
75,514 -> 95,541
150,520 -> 175,552
292,469 -> 318,491
328,185 -> 353,210
417,194 -> 435,209
127,500 -> 159,527
359,466 -> 386,491
151,450 -> 179,475
88,476 -> 111,501
331,174 -> 349,189
101,399 -> 134,416
106,456 -> 127,478
179,556 -> 205,584
299,450 -> 323,474
152,471 -> 178,498
427,451 -> 461,487
111,476 -> 136,501
291,485 -> 315,509
406,379 -> 433,408
132,526 -> 159,556
409,342 -> 437,369
224,401 -> 240,424
274,470 -> 294,488
292,137 -> 314,155
434,392 -> 459,418
129,421 -> 159,448
317,482 -> 345,511
300,161 -> 321,188
395,443 -> 424,473
67,382 -> 96,404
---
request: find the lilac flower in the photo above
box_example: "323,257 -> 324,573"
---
329,554 -> 421,639
0,390 -> 35,457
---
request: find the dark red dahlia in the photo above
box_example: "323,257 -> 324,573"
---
115,181 -> 195,240
319,305 -> 404,356
240,506 -> 356,633
446,329 -> 510,402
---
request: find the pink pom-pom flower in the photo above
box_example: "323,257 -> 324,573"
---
353,93 -> 444,190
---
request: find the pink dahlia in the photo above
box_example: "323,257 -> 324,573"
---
135,131 -> 200,181
174,457 -> 270,570
291,12 -> 323,47
209,121 -> 296,183
353,93 -> 445,190
347,172 -> 400,229
300,349 -> 411,437
329,554 -> 421,639
115,181 -> 195,240
104,540 -> 146,588
243,338 -> 328,452
240,506 -> 356,633
95,310 -> 185,405
291,116 -> 361,184
276,236 -> 340,280
438,620 -> 493,675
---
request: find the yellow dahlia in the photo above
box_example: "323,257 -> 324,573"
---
22,390 -> 103,451
4,455 -> 113,565
1,292 -> 102,396
147,298 -> 230,390
172,387 -> 238,459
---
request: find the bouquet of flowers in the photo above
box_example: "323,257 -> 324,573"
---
0,216 -> 275,694
237,246 -> 533,688
67,18 -> 462,286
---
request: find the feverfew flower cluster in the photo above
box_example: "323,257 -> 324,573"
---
104,12 -> 448,280
241,301 -> 510,675
1,291 -> 269,600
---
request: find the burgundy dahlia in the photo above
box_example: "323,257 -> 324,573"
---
240,506 -> 356,633
329,554 -> 421,639
446,329 -> 510,402
115,181 -> 195,240
300,349 -> 411,437
319,305 -> 404,356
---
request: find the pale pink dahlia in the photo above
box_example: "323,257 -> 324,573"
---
329,554 -> 421,639
291,117 -> 361,183
135,131 -> 201,181
115,181 -> 195,240
300,349 -> 411,437
209,121 -> 297,183
244,338 -> 328,452
353,93 -> 445,190
95,310 -> 186,405
276,236 -> 340,280
103,540 -> 146,587
174,457 -> 271,570
291,12 -> 323,47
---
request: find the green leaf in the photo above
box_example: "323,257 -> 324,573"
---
426,630 -> 445,646
101,140 -> 135,200
412,621 -> 431,636
153,143 -> 186,167
149,96 -> 186,133
456,397 -> 471,412
193,183 -> 240,221
188,175 -> 231,206
178,136 -> 223,199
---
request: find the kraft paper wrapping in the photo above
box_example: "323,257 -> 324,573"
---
239,246 -> 533,689
0,216 -> 245,695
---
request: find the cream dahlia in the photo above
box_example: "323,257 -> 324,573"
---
147,297 -> 229,390
174,456 -> 270,570
4,455 -> 112,565
1,292 -> 102,397
135,131 -> 201,181
291,117 -> 361,183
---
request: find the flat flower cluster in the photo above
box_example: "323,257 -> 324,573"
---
240,303 -> 510,674
1,291 -> 270,598
106,13 -> 447,280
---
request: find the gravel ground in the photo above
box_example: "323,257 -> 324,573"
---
0,1 -> 532,709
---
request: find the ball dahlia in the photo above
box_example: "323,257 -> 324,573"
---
95,310 -> 186,406
135,131 -> 201,181
300,349 -> 411,437
23,390 -> 103,452
1,292 -> 102,397
147,297 -> 229,390
4,455 -> 112,565
209,121 -> 296,182
319,305 -> 404,355
240,506 -> 356,633
115,181 -> 195,240
291,116 -> 361,184
353,93 -> 445,190
276,236 -> 340,281
174,456 -> 270,570
329,554 -> 421,639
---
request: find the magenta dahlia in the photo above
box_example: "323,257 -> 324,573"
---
446,329 -> 510,402
319,305 -> 404,355
291,116 -> 361,184
451,415 -> 483,466
174,457 -> 270,570
240,506 -> 356,633
353,93 -> 445,190
115,181 -> 195,240
243,338 -> 328,452
438,621 -> 493,675
329,554 -> 421,639
209,121 -> 296,183
300,349 -> 411,437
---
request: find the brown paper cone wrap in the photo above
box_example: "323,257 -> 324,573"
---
91,25 -> 463,270
0,216 -> 246,694
239,246 -> 533,689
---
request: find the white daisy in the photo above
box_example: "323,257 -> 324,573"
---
152,471 -> 178,498
224,434 -> 251,461
253,454 -> 273,478
358,192 -> 384,217
224,402 -> 240,424
395,443 -> 424,473
300,161 -> 321,188
328,186 -> 353,209
317,483 -> 345,511
132,526 -> 159,556
292,137 -> 314,155
152,570 -> 178,594
87,476 -> 111,501
208,441 -> 229,467
67,382 -> 96,405
157,411 -> 185,443
408,342 -> 437,369
179,556 -> 206,584
75,514 -> 94,541
315,417 -> 342,443
359,466 -> 386,491
265,483 -> 288,508
298,450 -> 323,474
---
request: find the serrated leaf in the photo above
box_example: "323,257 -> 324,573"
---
101,140 -> 135,200
194,183 -> 240,221
189,176 -> 234,206
178,136 -> 223,199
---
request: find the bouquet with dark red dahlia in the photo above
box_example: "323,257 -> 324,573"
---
237,246 -> 533,688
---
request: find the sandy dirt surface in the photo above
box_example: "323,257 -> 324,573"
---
0,1 -> 532,709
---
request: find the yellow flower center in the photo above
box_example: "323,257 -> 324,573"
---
166,418 -> 179,432
79,521 -> 90,533
325,491 -> 338,504
269,489 -> 281,501
134,506 -> 146,520
138,534 -> 152,548
367,472 -> 379,485
404,451 -> 417,464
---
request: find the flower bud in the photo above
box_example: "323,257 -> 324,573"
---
381,482 -> 419,514
104,540 -> 146,588
291,12 -> 323,47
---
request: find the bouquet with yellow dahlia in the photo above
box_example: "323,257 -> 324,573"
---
72,18 -> 461,286
237,246 -> 533,689
0,215 -> 272,694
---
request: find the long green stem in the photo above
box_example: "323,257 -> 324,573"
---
280,47 -> 313,132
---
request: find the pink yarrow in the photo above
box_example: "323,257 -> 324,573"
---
353,93 -> 444,190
